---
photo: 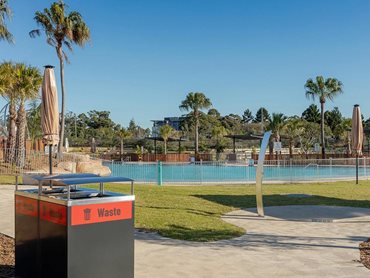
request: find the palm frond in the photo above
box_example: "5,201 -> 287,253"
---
0,0 -> 13,43
46,37 -> 57,47
50,1 -> 66,26
0,24 -> 13,42
62,50 -> 70,63
305,78 -> 324,101
0,0 -> 12,19
34,11 -> 54,32
63,40 -> 73,51
29,29 -> 41,38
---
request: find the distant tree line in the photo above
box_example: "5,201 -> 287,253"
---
176,102 -> 362,158
25,91 -> 370,158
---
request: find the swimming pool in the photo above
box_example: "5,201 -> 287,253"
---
105,161 -> 369,183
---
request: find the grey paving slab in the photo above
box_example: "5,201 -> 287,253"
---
135,206 -> 370,277
0,185 -> 14,237
1,185 -> 369,277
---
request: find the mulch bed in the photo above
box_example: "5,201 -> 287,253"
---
360,239 -> 370,270
0,233 -> 14,278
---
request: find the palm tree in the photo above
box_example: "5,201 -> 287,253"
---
0,62 -> 17,162
13,64 -> 42,166
211,125 -> 228,160
30,1 -> 90,154
0,0 -> 13,43
305,76 -> 343,158
179,92 -> 212,156
159,124 -> 175,155
266,113 -> 287,159
116,128 -> 131,158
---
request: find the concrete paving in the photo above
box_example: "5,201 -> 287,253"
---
0,185 -> 15,237
1,185 -> 370,277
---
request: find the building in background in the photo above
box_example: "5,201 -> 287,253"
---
152,117 -> 183,136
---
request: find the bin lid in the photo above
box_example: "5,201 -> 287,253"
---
34,175 -> 134,186
32,173 -> 100,181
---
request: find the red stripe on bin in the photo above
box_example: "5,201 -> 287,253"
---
71,201 -> 132,226
15,195 -> 38,217
39,201 -> 67,226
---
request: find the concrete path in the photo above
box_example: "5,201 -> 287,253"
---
0,185 -> 14,237
1,185 -> 370,277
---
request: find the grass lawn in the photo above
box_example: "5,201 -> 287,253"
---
0,175 -> 21,185
2,175 -> 370,242
101,180 -> 370,241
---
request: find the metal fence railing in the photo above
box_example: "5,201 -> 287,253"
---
105,158 -> 370,184
2,150 -> 368,185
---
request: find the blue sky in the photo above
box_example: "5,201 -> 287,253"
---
2,0 -> 370,128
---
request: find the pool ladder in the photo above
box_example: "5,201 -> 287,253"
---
304,163 -> 319,169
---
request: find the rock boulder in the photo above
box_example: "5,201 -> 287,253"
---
58,161 -> 77,173
76,160 -> 111,176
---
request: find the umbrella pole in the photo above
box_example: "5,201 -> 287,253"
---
356,154 -> 359,184
49,145 -> 53,175
49,145 -> 53,188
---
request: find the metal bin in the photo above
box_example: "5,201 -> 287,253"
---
15,174 -> 135,278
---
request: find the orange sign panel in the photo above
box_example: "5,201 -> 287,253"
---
71,201 -> 132,226
40,201 -> 67,226
15,195 -> 38,217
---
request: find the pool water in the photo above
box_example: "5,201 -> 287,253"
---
106,162 -> 368,183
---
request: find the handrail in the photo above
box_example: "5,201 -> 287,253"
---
304,163 -> 319,169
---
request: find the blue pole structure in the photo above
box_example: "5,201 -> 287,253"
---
157,160 -> 163,186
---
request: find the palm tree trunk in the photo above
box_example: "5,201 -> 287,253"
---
6,99 -> 17,163
275,133 -> 280,160
16,101 -> 26,167
289,139 -> 293,159
268,138 -> 273,160
57,46 -> 65,155
120,139 -> 123,157
320,101 -> 325,159
164,140 -> 167,155
195,110 -> 199,156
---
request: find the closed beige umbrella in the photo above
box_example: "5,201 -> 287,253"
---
351,104 -> 363,184
41,65 -> 59,175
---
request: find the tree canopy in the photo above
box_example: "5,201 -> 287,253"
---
0,0 -> 13,43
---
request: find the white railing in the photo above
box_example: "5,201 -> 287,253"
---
105,158 -> 370,184
3,152 -> 368,185
304,163 -> 319,169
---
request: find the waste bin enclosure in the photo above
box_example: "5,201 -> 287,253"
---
15,174 -> 135,278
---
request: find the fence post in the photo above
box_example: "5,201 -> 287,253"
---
15,175 -> 18,191
364,157 -> 367,180
157,160 -> 163,186
246,159 -> 249,183
289,158 -> 292,184
200,159 -> 203,185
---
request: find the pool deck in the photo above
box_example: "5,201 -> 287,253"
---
1,185 -> 370,277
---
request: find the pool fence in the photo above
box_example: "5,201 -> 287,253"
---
107,158 -> 370,184
1,149 -> 369,185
